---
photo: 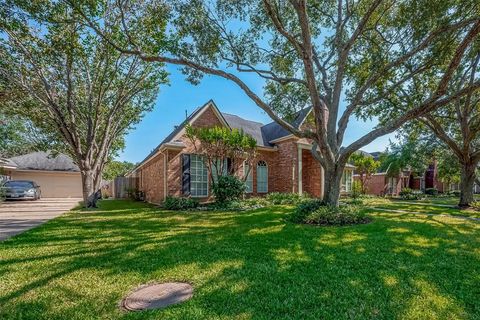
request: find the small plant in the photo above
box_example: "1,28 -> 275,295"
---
163,196 -> 199,210
266,192 -> 309,205
351,181 -> 363,199
305,205 -> 371,226
288,199 -> 324,223
425,188 -> 439,196
212,175 -> 246,203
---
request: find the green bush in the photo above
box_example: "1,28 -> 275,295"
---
288,199 -> 324,223
212,175 -> 246,203
266,192 -> 309,205
163,196 -> 199,210
399,188 -> 424,200
242,197 -> 270,207
470,201 -> 480,210
305,205 -> 371,226
425,188 -> 438,196
447,190 -> 461,197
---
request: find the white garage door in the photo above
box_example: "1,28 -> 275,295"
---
10,171 -> 83,198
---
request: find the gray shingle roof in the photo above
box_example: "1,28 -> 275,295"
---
133,100 -> 312,171
221,113 -> 268,146
7,151 -> 79,172
260,107 -> 312,145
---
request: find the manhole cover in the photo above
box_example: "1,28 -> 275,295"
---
121,282 -> 193,311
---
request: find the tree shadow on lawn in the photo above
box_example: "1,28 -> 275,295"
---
0,202 -> 479,320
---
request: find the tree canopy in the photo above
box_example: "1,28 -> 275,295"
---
68,0 -> 480,205
102,160 -> 136,181
0,1 -> 167,206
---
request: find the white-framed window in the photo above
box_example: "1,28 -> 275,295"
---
244,162 -> 253,193
190,154 -> 208,197
341,170 -> 353,192
257,160 -> 268,193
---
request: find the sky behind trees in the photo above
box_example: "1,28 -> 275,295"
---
119,64 -> 396,163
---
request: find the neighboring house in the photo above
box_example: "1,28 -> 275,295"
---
0,151 -> 82,198
354,152 -> 444,196
127,100 -> 354,204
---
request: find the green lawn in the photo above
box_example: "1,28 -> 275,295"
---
1,200 -> 479,320
367,198 -> 480,219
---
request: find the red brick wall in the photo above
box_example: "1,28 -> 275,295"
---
302,149 -> 322,197
272,139 -> 298,194
356,174 -> 387,195
139,152 -> 165,204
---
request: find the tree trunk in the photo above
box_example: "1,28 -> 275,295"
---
459,161 -> 476,207
322,165 -> 344,206
81,169 -> 98,208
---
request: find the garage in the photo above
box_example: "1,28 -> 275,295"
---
1,151 -> 83,198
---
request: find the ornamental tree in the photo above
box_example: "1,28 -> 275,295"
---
349,152 -> 380,194
185,125 -> 257,183
71,0 -> 480,205
0,2 -> 166,207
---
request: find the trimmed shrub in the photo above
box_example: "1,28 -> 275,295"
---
425,188 -> 439,196
163,196 -> 199,210
266,192 -> 309,205
288,199 -> 324,223
212,175 -> 246,203
305,205 -> 371,226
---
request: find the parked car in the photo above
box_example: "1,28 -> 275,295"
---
2,180 -> 41,200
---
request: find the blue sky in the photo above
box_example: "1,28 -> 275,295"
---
117,65 -> 397,164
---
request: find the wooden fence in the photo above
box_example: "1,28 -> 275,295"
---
112,176 -> 139,199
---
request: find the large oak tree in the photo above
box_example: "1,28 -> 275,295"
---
415,50 -> 480,207
71,0 -> 480,205
0,2 -> 166,207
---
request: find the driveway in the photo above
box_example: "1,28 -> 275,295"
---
0,198 -> 81,241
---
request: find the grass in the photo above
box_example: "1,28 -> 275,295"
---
367,198 -> 480,219
0,200 -> 479,319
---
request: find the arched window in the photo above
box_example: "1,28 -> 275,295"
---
244,161 -> 253,193
257,160 -> 268,193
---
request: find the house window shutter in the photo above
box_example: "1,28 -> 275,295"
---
227,158 -> 232,174
182,154 -> 191,195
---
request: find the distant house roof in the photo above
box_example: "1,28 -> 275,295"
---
5,151 -> 79,172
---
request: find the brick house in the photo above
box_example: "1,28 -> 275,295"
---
127,100 -> 354,204
354,152 -> 444,196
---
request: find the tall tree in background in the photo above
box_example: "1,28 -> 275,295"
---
71,0 -> 480,205
436,152 -> 461,192
414,50 -> 480,207
378,138 -> 438,181
0,2 -> 166,207
102,160 -> 136,181
0,114 -> 52,158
